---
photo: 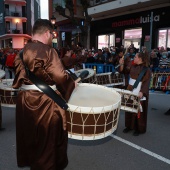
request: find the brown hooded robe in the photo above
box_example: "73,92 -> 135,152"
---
12,41 -> 75,170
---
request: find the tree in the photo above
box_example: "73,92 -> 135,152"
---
54,0 -> 92,47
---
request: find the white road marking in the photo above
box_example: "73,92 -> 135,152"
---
110,134 -> 170,165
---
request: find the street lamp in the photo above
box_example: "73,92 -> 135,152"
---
50,15 -> 56,26
50,15 -> 57,48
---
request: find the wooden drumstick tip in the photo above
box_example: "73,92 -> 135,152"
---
75,77 -> 81,83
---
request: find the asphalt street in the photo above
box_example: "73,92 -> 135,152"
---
0,69 -> 170,170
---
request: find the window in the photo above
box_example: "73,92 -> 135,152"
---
5,4 -> 9,16
158,28 -> 170,49
98,34 -> 115,49
124,28 -> 142,39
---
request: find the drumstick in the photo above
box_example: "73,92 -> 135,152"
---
115,47 -> 128,69
67,69 -> 78,80
75,70 -> 89,83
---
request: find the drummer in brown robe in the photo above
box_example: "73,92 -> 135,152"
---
115,48 -> 135,88
12,19 -> 76,170
60,48 -> 87,71
119,51 -> 151,136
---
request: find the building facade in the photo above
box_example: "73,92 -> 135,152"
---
88,0 -> 170,51
49,0 -> 85,49
0,0 -> 40,49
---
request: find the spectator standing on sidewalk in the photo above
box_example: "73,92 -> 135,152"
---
150,50 -> 159,72
5,48 -> 16,78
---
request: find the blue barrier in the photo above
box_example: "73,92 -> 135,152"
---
85,63 -> 115,73
85,63 -> 170,74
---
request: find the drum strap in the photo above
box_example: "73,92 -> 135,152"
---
19,50 -> 68,110
133,67 -> 148,89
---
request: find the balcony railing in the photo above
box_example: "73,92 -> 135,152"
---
5,11 -> 26,17
5,28 -> 22,34
12,29 -> 20,34
12,12 -> 20,17
89,0 -> 116,7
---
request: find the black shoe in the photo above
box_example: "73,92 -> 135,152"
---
123,127 -> 131,133
164,109 -> 170,115
133,131 -> 139,136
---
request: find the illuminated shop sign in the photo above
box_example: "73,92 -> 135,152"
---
112,14 -> 160,28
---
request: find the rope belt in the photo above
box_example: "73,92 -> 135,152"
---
20,84 -> 57,92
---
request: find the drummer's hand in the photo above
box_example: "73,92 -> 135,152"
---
82,49 -> 85,55
138,92 -> 143,99
119,58 -> 124,65
66,50 -> 72,57
75,81 -> 78,88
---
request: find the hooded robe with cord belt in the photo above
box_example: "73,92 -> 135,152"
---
12,40 -> 75,170
124,64 -> 151,133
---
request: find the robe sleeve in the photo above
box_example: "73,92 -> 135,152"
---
45,48 -> 75,101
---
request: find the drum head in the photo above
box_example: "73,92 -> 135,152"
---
0,69 -> 5,79
0,79 -> 17,91
68,83 -> 121,113
75,68 -> 95,80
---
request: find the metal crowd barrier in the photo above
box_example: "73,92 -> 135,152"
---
85,63 -> 115,73
150,68 -> 170,93
84,63 -> 170,93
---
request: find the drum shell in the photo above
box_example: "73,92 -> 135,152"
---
96,72 -> 124,87
95,72 -> 111,86
67,83 -> 121,140
110,72 -> 124,86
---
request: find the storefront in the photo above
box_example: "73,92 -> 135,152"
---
90,6 -> 170,51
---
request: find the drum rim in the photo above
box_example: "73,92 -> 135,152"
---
96,72 -> 112,76
113,88 -> 139,96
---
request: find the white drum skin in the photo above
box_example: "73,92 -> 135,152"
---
0,69 -> 5,79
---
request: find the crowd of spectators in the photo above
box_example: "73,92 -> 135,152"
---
0,44 -> 170,78
81,45 -> 170,71
0,48 -> 18,78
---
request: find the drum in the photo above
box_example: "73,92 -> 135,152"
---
95,72 -> 112,86
0,69 -> 5,79
96,72 -> 124,87
67,83 -> 121,140
0,79 -> 19,107
74,68 -> 96,83
110,72 -> 124,86
113,88 -> 140,113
